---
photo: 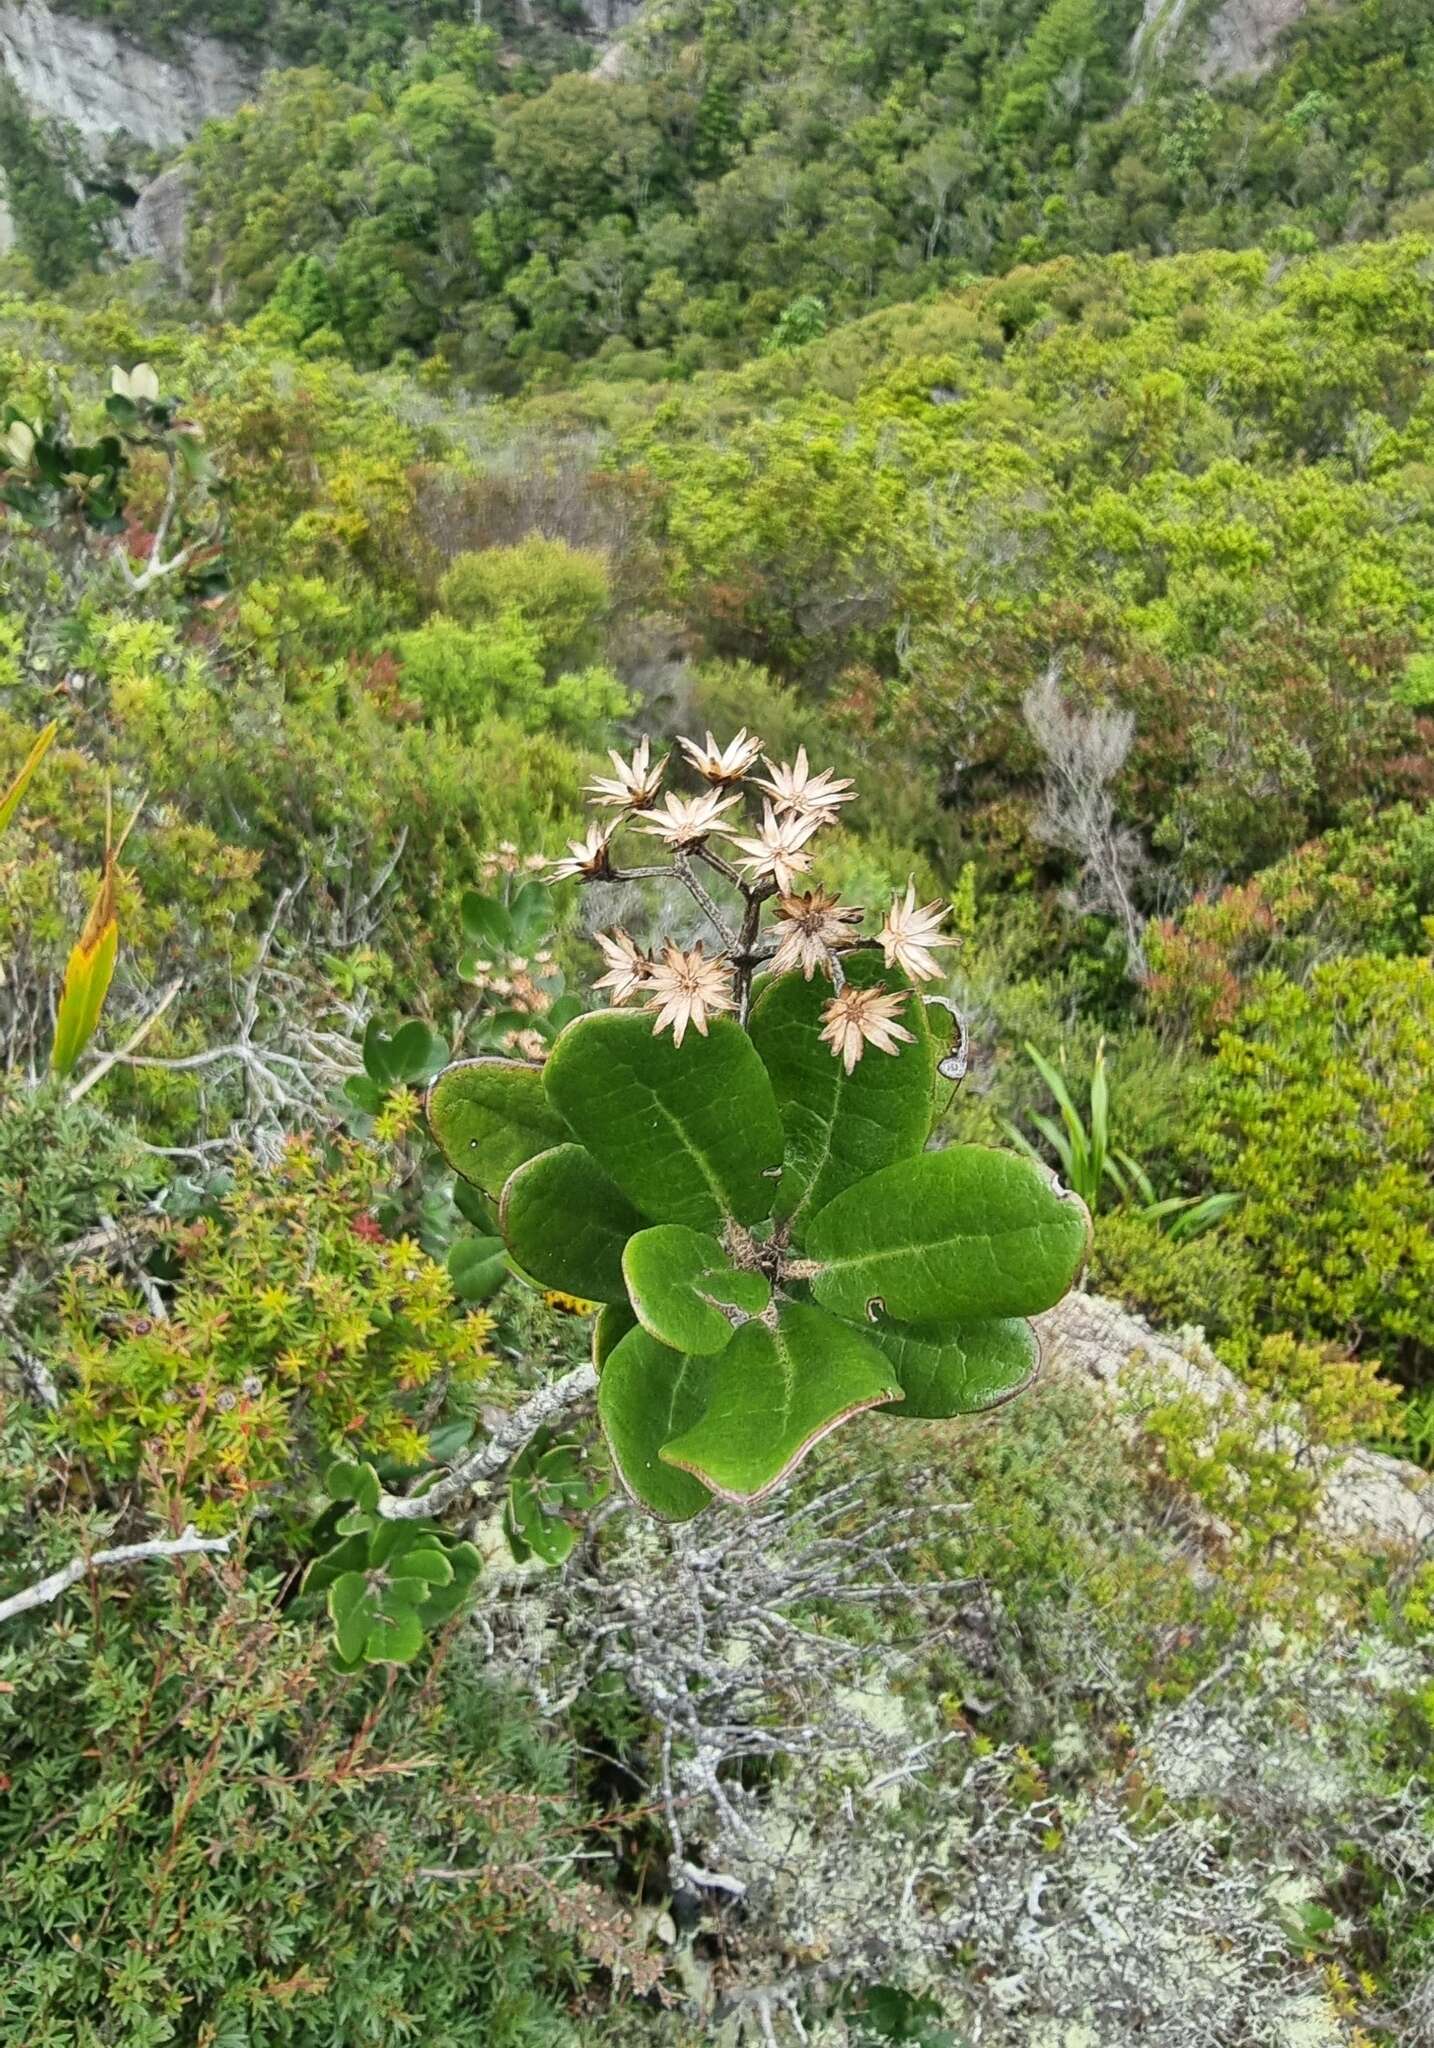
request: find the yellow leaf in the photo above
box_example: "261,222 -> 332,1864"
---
0,721 -> 58,836
51,913 -> 119,1078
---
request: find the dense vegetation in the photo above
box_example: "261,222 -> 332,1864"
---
169,0 -> 1434,381
1,0 -> 1432,2039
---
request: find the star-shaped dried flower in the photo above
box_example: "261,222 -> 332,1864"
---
677,727 -> 764,784
878,881 -> 955,983
547,821 -> 614,883
592,928 -> 650,1007
634,787 -> 742,848
585,737 -> 668,810
818,983 -> 915,1074
768,887 -> 864,980
728,802 -> 822,894
753,746 -> 856,822
644,941 -> 735,1047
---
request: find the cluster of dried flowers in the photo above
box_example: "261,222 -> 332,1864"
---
549,732 -> 954,1068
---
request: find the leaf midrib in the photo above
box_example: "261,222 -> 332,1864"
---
783,1039 -> 844,1232
817,1215 -> 1062,1277
617,1052 -> 734,1220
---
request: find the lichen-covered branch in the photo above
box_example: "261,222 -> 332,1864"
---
377,1364 -> 599,1521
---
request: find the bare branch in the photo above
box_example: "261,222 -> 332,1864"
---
0,1525 -> 231,1626
1023,662 -> 1147,974
69,976 -> 184,1102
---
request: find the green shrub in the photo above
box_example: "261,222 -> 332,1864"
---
0,1081 -> 158,1355
1144,804 -> 1434,1041
395,615 -> 628,745
395,613 -> 547,733
0,1547 -> 617,2047
1188,956 -> 1434,1382
1090,1208 -> 1262,1364
438,539 -> 610,675
57,1136 -> 493,1519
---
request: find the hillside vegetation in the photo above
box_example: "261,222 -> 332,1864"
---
0,1 -> 1432,2042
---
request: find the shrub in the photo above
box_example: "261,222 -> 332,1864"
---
0,1081 -> 158,1366
0,1547 -> 618,2048
395,615 -> 628,745
56,1136 -> 493,1518
1187,956 -> 1434,1382
395,613 -> 547,734
424,732 -> 1089,1526
1142,1333 -> 1402,1569
438,538 -> 610,675
1144,804 -> 1434,1041
1090,1209 -> 1262,1364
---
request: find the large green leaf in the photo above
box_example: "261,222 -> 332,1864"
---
807,1146 -> 1089,1324
750,953 -> 934,1237
499,1144 -> 643,1302
861,1315 -> 1039,1418
622,1224 -> 771,1355
598,1325 -> 715,1521
447,1234 -> 508,1303
660,1300 -> 899,1502
543,1009 -> 784,1231
593,1300 -> 636,1373
428,1057 -> 568,1197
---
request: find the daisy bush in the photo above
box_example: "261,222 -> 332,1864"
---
423,731 -> 1090,1520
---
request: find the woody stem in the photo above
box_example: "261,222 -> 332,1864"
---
732,883 -> 775,1027
674,853 -> 738,951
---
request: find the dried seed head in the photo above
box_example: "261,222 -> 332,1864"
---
878,880 -> 955,983
634,787 -> 742,848
753,745 -> 856,822
818,983 -> 915,1073
547,821 -> 614,883
728,801 -> 823,894
644,941 -> 735,1047
593,928 -> 651,1007
586,736 -> 668,810
768,887 -> 864,980
677,727 -> 764,784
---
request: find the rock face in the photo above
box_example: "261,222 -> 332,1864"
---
1037,1290 -> 1434,1555
127,160 -> 193,278
0,0 -> 259,153
570,0 -> 644,32
1195,0 -> 1310,84
1130,0 -> 1310,87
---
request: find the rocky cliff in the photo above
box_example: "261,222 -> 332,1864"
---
0,0 -> 641,264
1130,0 -> 1311,85
0,0 -> 259,155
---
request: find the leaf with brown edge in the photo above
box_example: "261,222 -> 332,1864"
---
860,1314 -> 1040,1418
659,1300 -> 899,1502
